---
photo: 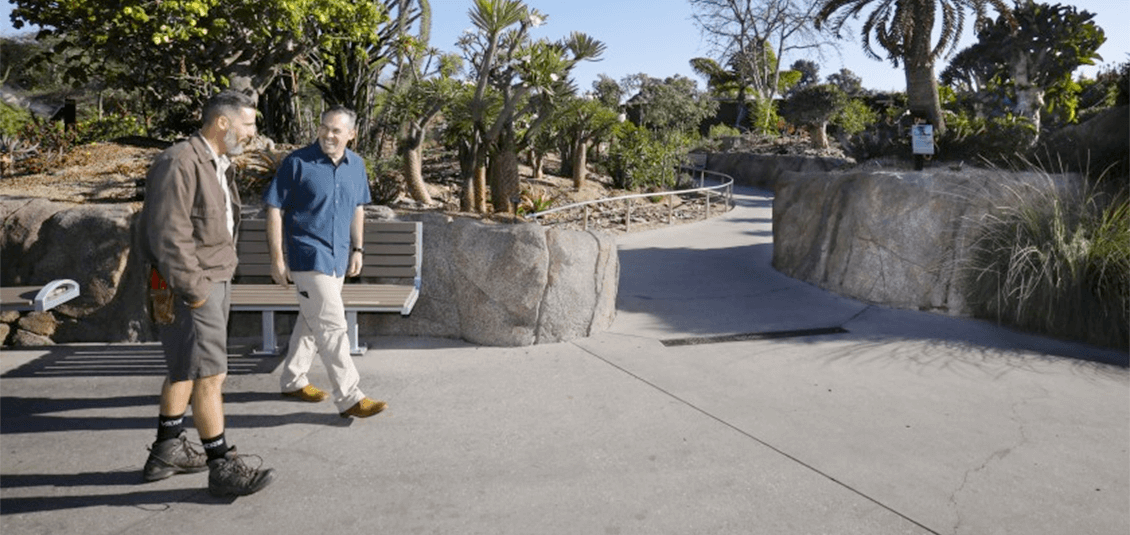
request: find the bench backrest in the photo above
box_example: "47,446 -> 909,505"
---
235,219 -> 422,287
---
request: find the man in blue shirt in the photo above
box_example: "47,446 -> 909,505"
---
263,106 -> 387,419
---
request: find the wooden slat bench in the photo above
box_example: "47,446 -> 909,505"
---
230,219 -> 422,355
0,279 -> 81,312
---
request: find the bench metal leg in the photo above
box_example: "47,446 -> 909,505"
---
250,311 -> 281,356
347,310 -> 366,355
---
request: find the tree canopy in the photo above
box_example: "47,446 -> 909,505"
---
10,0 -> 390,101
623,74 -> 718,134
815,0 -> 1014,133
942,1 -> 1105,130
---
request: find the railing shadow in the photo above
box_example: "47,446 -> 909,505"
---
0,390 -> 352,435
1,344 -> 278,379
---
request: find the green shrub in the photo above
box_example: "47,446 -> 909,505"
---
832,98 -> 879,136
76,113 -> 145,144
965,172 -> 1129,348
939,112 -> 1038,164
605,122 -> 693,191
0,101 -> 33,137
746,95 -> 781,136
365,156 -> 403,206
708,123 -> 742,139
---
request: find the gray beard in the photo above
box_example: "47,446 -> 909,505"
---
224,130 -> 245,156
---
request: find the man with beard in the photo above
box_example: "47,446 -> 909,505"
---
263,106 -> 388,419
139,90 -> 276,497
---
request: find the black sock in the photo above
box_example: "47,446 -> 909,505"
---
201,433 -> 231,462
156,413 -> 185,442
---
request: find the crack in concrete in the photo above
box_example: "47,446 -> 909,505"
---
946,391 -> 1040,534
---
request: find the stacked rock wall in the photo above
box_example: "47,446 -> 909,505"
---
704,152 -> 851,190
1,199 -> 618,348
771,168 -> 1067,315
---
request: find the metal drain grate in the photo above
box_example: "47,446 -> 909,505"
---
660,327 -> 848,347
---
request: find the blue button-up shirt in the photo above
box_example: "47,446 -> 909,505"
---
262,143 -> 371,277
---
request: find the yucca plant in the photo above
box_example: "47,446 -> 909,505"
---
517,190 -> 554,216
965,171 -> 1129,348
0,133 -> 39,177
235,148 -> 289,199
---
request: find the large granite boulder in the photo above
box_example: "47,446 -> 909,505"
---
354,213 -> 619,346
1,198 -> 149,345
772,169 -> 1057,315
538,227 -> 619,342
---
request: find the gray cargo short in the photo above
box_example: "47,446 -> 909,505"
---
159,280 -> 229,382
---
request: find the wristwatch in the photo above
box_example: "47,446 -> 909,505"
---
352,247 -> 364,254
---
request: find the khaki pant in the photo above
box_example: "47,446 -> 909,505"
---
280,271 -> 366,411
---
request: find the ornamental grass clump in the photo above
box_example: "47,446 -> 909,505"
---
965,171 -> 1129,349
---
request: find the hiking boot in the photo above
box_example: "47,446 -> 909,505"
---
282,384 -> 330,403
339,397 -> 387,419
207,448 -> 277,497
143,430 -> 208,482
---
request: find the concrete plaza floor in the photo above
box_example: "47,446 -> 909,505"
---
1,187 -> 1126,534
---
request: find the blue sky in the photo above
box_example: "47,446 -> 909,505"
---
4,0 -> 1127,93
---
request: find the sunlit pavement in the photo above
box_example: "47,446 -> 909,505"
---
1,186 -> 1126,535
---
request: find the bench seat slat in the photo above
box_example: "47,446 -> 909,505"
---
234,266 -> 418,278
231,284 -> 416,309
0,287 -> 40,310
232,219 -> 421,355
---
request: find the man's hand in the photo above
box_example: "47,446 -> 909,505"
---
270,259 -> 291,287
347,250 -> 363,277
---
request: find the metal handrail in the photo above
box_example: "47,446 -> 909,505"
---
528,165 -> 735,231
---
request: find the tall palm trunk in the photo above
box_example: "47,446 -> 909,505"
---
572,139 -> 588,189
458,141 -> 476,212
808,123 -> 829,149
904,0 -> 946,133
1011,53 -> 1043,134
490,130 -> 520,214
474,165 -> 489,213
401,144 -> 433,205
905,60 -> 945,133
533,152 -> 545,180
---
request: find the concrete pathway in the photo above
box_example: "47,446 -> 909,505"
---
1,187 -> 1126,535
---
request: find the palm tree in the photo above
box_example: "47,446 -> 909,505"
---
459,0 -> 605,213
814,0 -> 1013,133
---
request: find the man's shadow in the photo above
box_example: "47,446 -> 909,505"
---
1,473 -> 243,513
1,345 -> 351,514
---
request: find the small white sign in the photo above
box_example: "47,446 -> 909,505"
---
912,124 -> 934,155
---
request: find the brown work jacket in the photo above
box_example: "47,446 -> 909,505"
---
140,134 -> 241,304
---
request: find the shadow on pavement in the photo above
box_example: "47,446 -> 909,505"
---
616,244 -> 1128,369
0,486 -> 234,515
1,345 -> 279,378
0,391 -> 352,435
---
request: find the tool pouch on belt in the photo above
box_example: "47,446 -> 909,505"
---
148,268 -> 175,325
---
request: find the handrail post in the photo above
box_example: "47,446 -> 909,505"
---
667,194 -> 673,225
705,189 -> 711,220
584,205 -> 590,231
625,199 -> 631,232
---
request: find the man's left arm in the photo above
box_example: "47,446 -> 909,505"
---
347,205 -> 364,277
